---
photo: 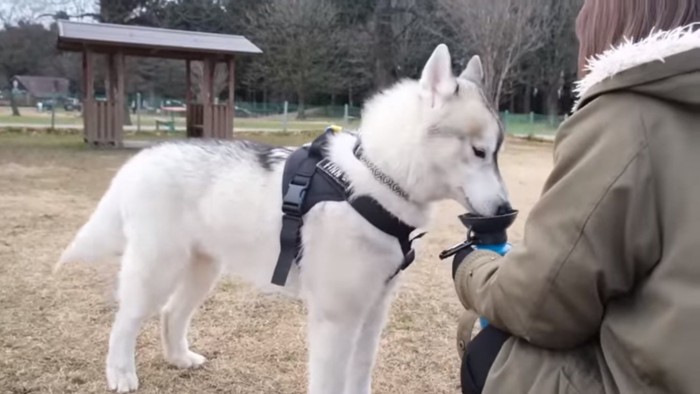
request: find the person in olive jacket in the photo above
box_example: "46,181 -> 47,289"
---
452,0 -> 700,393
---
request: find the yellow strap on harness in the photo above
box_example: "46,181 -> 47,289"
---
326,125 -> 343,134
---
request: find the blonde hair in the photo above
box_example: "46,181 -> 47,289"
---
576,0 -> 700,76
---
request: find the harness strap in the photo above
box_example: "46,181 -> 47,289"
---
386,231 -> 427,283
272,128 -> 340,286
271,143 -> 325,286
272,127 -> 426,287
349,196 -> 427,283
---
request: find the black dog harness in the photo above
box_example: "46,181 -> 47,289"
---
271,127 -> 426,287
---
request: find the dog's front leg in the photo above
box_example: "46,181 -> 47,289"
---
344,282 -> 397,394
306,304 -> 363,394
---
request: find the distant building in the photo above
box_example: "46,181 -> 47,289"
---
10,75 -> 70,106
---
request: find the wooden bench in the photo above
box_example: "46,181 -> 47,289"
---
155,119 -> 175,133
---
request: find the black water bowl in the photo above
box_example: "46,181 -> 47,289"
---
458,210 -> 519,234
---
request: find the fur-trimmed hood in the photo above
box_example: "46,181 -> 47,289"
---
574,24 -> 700,112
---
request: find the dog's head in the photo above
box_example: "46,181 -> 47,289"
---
358,44 -> 510,216
409,44 -> 511,216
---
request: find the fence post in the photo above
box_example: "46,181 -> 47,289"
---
136,92 -> 141,133
50,97 -> 56,132
344,104 -> 349,126
283,101 -> 289,132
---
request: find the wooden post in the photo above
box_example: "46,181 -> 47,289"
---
185,59 -> 192,106
227,56 -> 235,139
211,59 -> 217,137
106,53 -> 115,145
201,58 -> 214,138
283,101 -> 288,132
82,49 -> 95,144
136,92 -> 141,133
185,59 -> 191,136
114,51 -> 125,146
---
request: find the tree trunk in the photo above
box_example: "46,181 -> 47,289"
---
9,90 -> 21,116
148,87 -> 155,111
348,84 -> 353,108
123,100 -> 133,126
373,0 -> 395,89
296,91 -> 306,120
544,86 -> 560,126
523,85 -> 533,114
494,87 -> 503,111
544,87 -> 559,116
263,88 -> 268,113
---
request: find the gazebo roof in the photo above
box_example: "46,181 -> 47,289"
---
56,20 -> 262,59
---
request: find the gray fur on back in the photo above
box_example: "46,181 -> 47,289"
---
148,139 -> 293,171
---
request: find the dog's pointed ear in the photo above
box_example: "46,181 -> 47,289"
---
419,43 -> 455,107
460,55 -> 484,83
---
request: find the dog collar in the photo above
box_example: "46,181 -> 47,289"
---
353,142 -> 411,201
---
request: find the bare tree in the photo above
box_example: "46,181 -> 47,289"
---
520,0 -> 581,116
335,0 -> 438,90
189,60 -> 228,102
438,0 -> 549,106
0,0 -> 71,24
246,0 -> 343,119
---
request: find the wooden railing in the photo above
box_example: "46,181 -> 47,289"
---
84,100 -> 121,146
211,104 -> 231,139
187,103 -> 231,139
186,104 -> 204,138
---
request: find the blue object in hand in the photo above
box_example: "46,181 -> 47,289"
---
474,242 -> 511,328
441,210 -> 519,330
475,242 -> 512,256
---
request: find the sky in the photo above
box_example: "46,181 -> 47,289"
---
0,0 -> 96,25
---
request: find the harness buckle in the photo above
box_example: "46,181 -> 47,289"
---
282,179 -> 310,215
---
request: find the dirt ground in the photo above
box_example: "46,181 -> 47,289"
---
0,133 -> 553,394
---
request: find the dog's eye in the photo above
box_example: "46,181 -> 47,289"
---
472,147 -> 486,159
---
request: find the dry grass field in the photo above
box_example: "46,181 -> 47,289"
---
0,131 -> 553,394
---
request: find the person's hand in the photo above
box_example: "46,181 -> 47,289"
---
452,244 -> 476,279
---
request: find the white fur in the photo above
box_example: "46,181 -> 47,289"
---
56,44 -> 508,394
574,24 -> 700,111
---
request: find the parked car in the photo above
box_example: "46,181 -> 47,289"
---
160,99 -> 185,109
37,99 -> 55,111
234,106 -> 253,118
64,97 -> 82,112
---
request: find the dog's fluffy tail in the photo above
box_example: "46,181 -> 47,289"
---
55,185 -> 125,272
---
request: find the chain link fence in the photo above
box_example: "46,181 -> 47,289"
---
500,111 -> 566,139
0,96 -> 563,139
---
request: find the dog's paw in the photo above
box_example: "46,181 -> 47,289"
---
106,365 -> 139,392
166,350 -> 207,369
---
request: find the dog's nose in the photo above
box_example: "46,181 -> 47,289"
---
496,202 -> 512,216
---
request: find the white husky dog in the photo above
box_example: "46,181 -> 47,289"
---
56,44 -> 510,393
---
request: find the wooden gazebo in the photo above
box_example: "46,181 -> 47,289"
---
56,21 -> 261,147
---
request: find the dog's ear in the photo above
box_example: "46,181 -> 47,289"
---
419,43 -> 455,107
460,55 -> 484,83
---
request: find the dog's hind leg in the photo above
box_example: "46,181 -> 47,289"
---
106,244 -> 187,393
160,254 -> 220,369
344,282 -> 397,394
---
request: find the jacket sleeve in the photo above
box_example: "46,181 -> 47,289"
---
455,97 -> 661,349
